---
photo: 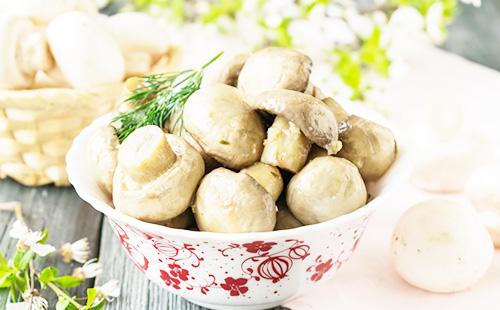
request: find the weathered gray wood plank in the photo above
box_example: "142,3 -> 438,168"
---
95,220 -> 208,310
0,179 -> 103,307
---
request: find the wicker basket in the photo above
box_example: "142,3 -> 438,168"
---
0,85 -> 122,186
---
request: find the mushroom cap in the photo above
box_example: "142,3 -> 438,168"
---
215,53 -> 249,86
87,126 -> 118,196
183,83 -> 265,170
241,162 -> 283,201
193,167 -> 276,233
287,156 -> 367,225
106,12 -> 169,57
238,47 -> 312,98
391,200 -> 494,293
337,115 -> 396,182
0,14 -> 36,89
46,11 -> 125,89
113,129 -> 205,224
160,209 -> 194,229
251,89 -> 340,154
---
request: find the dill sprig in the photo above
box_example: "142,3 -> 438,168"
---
113,51 -> 224,142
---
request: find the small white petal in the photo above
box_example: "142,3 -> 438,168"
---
96,279 -> 121,301
32,243 -> 56,257
31,296 -> 48,310
9,220 -> 29,240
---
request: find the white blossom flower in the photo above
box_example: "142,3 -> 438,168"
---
95,279 -> 121,302
73,258 -> 102,279
60,238 -> 90,264
29,296 -> 48,310
426,2 -> 445,44
8,291 -> 49,310
461,0 -> 481,7
9,221 -> 55,257
345,10 -> 374,39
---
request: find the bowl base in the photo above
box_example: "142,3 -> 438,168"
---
186,299 -> 283,310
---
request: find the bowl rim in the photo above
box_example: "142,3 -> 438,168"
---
67,102 -> 408,241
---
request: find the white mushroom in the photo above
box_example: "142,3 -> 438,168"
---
46,11 -> 125,89
87,126 -> 119,196
113,126 -> 204,224
105,12 -> 170,77
215,53 -> 249,86
0,14 -> 53,89
287,156 -> 367,225
251,89 -> 340,154
392,199 -> 494,293
275,199 -> 303,231
465,164 -> 500,248
193,167 -> 276,233
238,47 -> 312,98
183,83 -> 265,170
261,116 -> 311,173
241,162 -> 283,201
391,200 -> 494,293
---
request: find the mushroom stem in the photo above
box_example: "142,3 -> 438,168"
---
19,30 -> 54,76
118,125 -> 176,183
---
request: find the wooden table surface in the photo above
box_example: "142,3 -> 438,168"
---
0,179 -> 290,310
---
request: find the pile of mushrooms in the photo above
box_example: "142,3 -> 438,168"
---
90,47 -> 397,233
0,2 -> 173,90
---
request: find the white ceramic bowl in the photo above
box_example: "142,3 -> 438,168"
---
67,104 -> 406,310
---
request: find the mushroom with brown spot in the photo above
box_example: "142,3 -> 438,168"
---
113,125 -> 204,224
251,89 -> 340,155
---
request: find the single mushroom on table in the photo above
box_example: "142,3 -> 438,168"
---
392,200 -> 494,293
192,167 -> 276,233
46,11 -> 125,89
238,47 -> 312,99
241,162 -> 283,201
182,83 -> 265,170
113,125 -> 204,224
251,89 -> 341,155
0,14 -> 54,89
287,156 -> 367,225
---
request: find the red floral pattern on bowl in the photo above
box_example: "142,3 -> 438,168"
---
67,105 -> 405,310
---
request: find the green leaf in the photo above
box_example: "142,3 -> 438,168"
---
333,49 -> 363,100
202,0 -> 243,24
86,288 -> 97,307
275,18 -> 293,48
88,299 -> 105,310
39,229 -> 49,244
56,298 -> 71,310
39,266 -> 58,286
53,276 -> 83,289
0,252 -> 7,267
0,272 -> 13,288
0,287 -> 9,309
13,250 -> 34,271
360,27 -> 391,76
